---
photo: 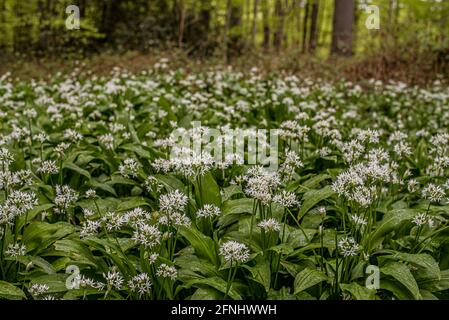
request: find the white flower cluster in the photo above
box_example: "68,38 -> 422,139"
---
0,190 -> 38,225
54,185 -> 79,212
257,218 -> 281,232
196,204 -> 221,219
156,263 -> 178,280
219,240 -> 250,264
338,237 -> 360,257
243,166 -> 281,205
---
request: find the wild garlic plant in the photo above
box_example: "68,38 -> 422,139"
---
0,64 -> 448,300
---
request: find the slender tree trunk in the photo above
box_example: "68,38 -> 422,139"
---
251,0 -> 259,46
273,0 -> 285,51
178,0 -> 186,48
302,0 -> 310,53
309,0 -> 319,53
198,0 -> 211,53
295,0 -> 302,49
261,0 -> 270,51
331,0 -> 355,56
224,0 -> 232,61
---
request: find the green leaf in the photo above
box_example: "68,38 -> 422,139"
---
116,197 -> 150,212
381,252 -> 440,280
419,269 -> 449,292
217,198 -> 254,228
0,281 -> 26,300
369,209 -> 417,250
178,226 -> 219,266
190,287 -> 222,300
17,203 -> 54,230
298,186 -> 334,220
23,222 -> 76,253
28,274 -> 69,293
340,282 -> 376,300
196,172 -> 221,207
243,259 -> 271,293
63,161 -> 91,179
294,268 -> 328,294
89,179 -> 117,197
53,239 -> 101,269
181,276 -> 242,300
381,262 -> 421,300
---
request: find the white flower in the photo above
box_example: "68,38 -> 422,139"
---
338,237 -> 360,257
103,268 -> 124,290
29,284 -> 49,296
79,275 -> 105,291
219,240 -> 250,264
99,134 -> 114,150
80,220 -> 102,238
128,273 -> 152,296
148,253 -> 159,265
407,179 -> 419,193
156,264 -> 177,280
196,204 -> 221,218
273,191 -> 298,208
5,243 -> 27,258
85,189 -> 96,198
64,129 -> 83,142
54,142 -> 70,157
0,147 -> 14,168
0,190 -> 38,225
144,175 -> 164,193
159,190 -> 188,214
54,185 -> 78,211
132,224 -> 162,248
36,160 -> 59,174
258,218 -> 281,232
422,183 -> 445,203
351,214 -> 367,226
82,207 -> 95,218
103,211 -> 126,231
412,213 -> 429,227
119,158 -> 141,178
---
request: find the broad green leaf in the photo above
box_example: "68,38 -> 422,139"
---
17,203 -> 54,230
340,282 -> 376,300
419,269 -> 449,292
243,259 -> 271,293
23,222 -> 76,253
380,252 -> 440,280
298,186 -> 334,220
0,281 -> 26,300
369,209 -> 418,250
63,161 -> 91,179
196,172 -> 221,207
294,268 -> 328,294
190,287 -> 222,300
381,262 -> 421,300
181,276 -> 242,300
217,198 -> 254,228
116,197 -> 150,212
178,226 -> 219,266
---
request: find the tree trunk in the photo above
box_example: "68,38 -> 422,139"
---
178,0 -> 186,48
331,0 -> 355,56
251,0 -> 259,46
273,0 -> 285,51
261,0 -> 270,51
302,0 -> 309,53
198,0 -> 211,53
309,0 -> 319,53
294,0 -> 302,49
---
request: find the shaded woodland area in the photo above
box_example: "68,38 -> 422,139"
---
0,0 -> 448,81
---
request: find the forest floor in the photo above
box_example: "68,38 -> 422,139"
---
1,48 -> 447,85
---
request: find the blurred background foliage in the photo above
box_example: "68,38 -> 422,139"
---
0,0 -> 448,82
